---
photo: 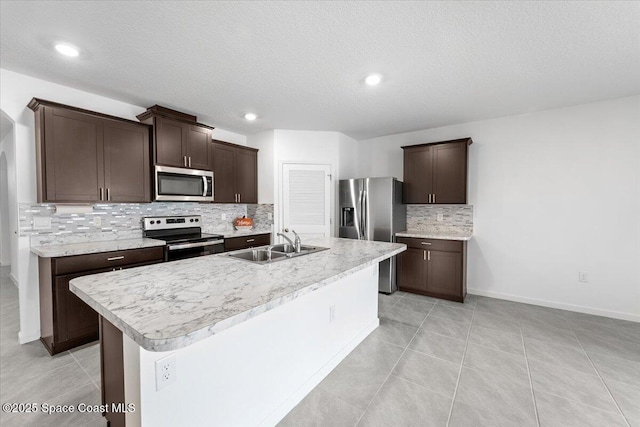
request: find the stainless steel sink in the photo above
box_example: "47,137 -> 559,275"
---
270,243 -> 326,255
227,244 -> 328,264
227,248 -> 287,264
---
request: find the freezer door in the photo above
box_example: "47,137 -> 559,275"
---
339,179 -> 364,239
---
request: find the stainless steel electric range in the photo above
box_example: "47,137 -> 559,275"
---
142,215 -> 224,262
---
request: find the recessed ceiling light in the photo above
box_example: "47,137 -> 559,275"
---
244,113 -> 257,121
55,43 -> 79,57
365,73 -> 382,86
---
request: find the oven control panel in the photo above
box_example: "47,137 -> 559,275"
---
143,216 -> 201,231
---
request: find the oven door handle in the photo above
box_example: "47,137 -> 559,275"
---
168,240 -> 224,251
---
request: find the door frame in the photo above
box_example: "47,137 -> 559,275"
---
276,161 -> 333,242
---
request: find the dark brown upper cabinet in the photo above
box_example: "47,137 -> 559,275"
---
28,98 -> 152,203
211,140 -> 258,204
137,105 -> 213,170
402,138 -> 472,204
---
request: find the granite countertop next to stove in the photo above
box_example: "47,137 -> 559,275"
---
30,237 -> 167,258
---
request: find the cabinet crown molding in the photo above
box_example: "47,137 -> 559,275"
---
137,105 -> 215,130
27,98 -> 151,127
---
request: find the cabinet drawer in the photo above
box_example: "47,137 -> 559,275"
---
54,246 -> 165,275
224,233 -> 271,251
397,237 -> 463,253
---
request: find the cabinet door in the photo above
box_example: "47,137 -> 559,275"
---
397,248 -> 427,292
54,273 -> 99,342
43,107 -> 104,202
427,250 -> 462,298
211,142 -> 236,203
403,146 -> 432,203
155,117 -> 187,167
103,121 -> 151,202
186,124 -> 212,170
235,147 -> 258,204
432,141 -> 467,204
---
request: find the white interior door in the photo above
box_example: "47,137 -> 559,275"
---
281,163 -> 331,240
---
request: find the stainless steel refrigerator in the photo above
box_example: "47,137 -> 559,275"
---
339,177 -> 406,294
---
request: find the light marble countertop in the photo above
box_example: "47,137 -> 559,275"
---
396,230 -> 473,241
220,228 -> 273,238
70,237 -> 406,352
31,238 -> 166,258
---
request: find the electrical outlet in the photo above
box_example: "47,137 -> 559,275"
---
93,216 -> 102,227
221,213 -> 227,220
32,216 -> 52,230
267,213 -> 273,221
579,272 -> 589,283
155,354 -> 177,391
437,213 -> 444,222
329,305 -> 336,322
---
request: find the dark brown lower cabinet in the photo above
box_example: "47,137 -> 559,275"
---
397,237 -> 467,302
100,316 -> 125,427
224,233 -> 271,252
39,247 -> 164,355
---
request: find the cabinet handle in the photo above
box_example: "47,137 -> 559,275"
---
429,193 -> 432,203
238,193 -> 241,203
188,157 -> 192,167
433,194 -> 436,203
99,188 -> 104,201
183,156 -> 188,167
421,242 -> 431,246
107,256 -> 125,261
428,250 -> 431,261
246,239 -> 255,243
423,250 -> 426,261
106,188 -> 110,201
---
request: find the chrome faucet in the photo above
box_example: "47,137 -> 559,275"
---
277,232 -> 295,248
280,229 -> 302,253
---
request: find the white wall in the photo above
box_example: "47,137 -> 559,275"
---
358,95 -> 640,321
0,68 -> 247,342
247,130 -> 275,203
212,128 -> 247,146
0,152 -> 10,266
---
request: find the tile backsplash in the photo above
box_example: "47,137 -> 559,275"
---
406,205 -> 473,233
21,202 -> 274,242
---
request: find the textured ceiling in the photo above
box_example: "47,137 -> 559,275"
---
1,1 -> 639,139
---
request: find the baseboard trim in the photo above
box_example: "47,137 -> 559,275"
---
259,318 -> 379,426
18,330 -> 41,345
468,288 -> 639,323
9,272 -> 18,287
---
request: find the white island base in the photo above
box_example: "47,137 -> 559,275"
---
114,264 -> 379,427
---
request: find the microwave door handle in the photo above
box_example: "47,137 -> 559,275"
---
202,176 -> 208,197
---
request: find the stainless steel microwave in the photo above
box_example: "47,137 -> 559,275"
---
155,165 -> 214,202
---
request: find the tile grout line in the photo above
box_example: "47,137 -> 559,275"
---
69,350 -> 101,391
521,329 -> 541,427
353,302 -> 436,426
444,305 -> 476,427
568,324 -> 632,427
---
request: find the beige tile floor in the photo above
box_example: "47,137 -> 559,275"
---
1,264 -> 638,426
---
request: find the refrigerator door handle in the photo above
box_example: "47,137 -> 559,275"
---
358,190 -> 364,239
362,190 -> 367,240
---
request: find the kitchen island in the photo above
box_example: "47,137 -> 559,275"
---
70,237 -> 405,427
